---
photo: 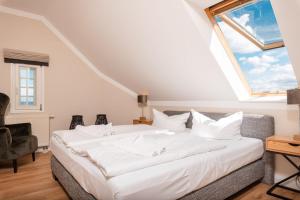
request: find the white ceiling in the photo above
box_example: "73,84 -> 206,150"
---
1,0 -> 300,101
1,0 -> 239,101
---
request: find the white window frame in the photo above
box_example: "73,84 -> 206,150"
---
10,63 -> 45,113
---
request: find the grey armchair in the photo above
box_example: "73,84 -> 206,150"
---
0,93 -> 38,173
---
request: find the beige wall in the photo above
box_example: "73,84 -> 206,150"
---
0,12 -> 139,134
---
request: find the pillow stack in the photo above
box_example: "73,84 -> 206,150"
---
191,109 -> 243,139
151,109 -> 243,139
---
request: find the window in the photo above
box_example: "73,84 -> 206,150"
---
11,64 -> 44,112
206,0 -> 298,95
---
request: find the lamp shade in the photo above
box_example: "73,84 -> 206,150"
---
287,88 -> 300,104
137,95 -> 147,106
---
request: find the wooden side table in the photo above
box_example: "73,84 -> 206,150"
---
266,136 -> 300,199
133,119 -> 153,125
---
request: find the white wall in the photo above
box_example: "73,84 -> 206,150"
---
0,13 -> 139,143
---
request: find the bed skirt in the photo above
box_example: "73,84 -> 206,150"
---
51,155 -> 265,200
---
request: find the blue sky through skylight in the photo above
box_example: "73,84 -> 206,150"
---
215,0 -> 298,93
229,0 -> 282,44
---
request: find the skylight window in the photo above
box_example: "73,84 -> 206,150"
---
206,0 -> 298,95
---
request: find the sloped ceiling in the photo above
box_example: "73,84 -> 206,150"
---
0,0 -> 239,101
2,0 -> 300,101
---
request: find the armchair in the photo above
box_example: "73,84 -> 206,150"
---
0,93 -> 38,173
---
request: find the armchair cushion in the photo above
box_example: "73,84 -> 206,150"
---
11,135 -> 38,157
0,123 -> 38,161
0,127 -> 12,145
0,127 -> 12,152
0,135 -> 38,161
5,123 -> 32,137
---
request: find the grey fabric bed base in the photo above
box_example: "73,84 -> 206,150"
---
51,155 -> 265,200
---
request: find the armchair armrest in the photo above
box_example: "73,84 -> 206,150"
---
5,123 -> 32,137
0,127 -> 12,152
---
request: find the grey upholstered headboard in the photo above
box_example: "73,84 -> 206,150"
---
163,110 -> 275,184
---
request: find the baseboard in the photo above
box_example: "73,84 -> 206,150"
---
37,146 -> 50,153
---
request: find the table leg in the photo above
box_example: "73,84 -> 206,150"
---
266,154 -> 300,199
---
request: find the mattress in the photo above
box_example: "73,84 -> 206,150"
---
50,129 -> 264,200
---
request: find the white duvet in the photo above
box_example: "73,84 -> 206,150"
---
52,125 -> 171,156
52,124 -> 162,147
70,133 -> 226,177
53,125 -> 227,179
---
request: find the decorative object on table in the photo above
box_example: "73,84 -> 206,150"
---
137,94 -> 148,120
266,136 -> 300,199
95,114 -> 108,125
69,115 -> 84,130
287,88 -> 300,141
133,119 -> 153,125
0,92 -> 38,173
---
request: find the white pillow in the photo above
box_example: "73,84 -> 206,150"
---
152,109 -> 190,132
191,109 -> 243,139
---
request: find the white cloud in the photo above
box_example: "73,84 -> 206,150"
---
249,67 -> 268,74
249,63 -> 298,92
247,55 -> 277,66
243,54 -> 278,74
239,57 -> 246,61
270,64 -> 294,73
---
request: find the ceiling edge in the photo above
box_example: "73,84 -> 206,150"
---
0,5 -> 137,98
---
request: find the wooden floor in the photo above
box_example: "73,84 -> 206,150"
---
0,153 -> 300,200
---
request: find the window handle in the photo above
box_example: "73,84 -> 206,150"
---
40,104 -> 43,111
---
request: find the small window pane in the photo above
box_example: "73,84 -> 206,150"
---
16,66 -> 38,108
20,79 -> 27,87
19,67 -> 27,78
28,79 -> 34,87
27,97 -> 35,105
20,88 -> 27,96
28,88 -> 34,96
20,97 -> 27,105
29,68 -> 36,79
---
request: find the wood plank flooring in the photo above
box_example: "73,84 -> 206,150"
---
0,152 -> 300,200
0,152 -> 67,200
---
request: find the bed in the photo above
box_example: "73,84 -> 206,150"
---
50,111 -> 275,200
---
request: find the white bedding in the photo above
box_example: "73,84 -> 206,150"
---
50,125 -> 264,200
53,125 -> 171,156
83,134 -> 225,177
52,124 -> 164,148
